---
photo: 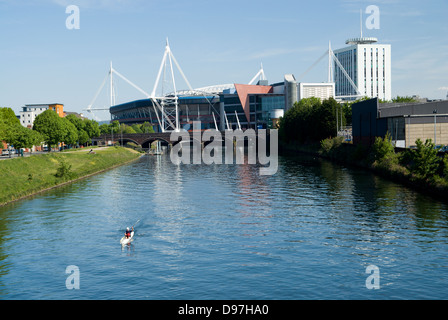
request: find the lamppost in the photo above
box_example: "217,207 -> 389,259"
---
433,109 -> 437,146
407,115 -> 411,148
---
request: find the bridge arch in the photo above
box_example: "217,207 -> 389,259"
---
118,137 -> 141,146
141,138 -> 172,149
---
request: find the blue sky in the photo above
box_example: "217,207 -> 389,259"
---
1,0 -> 447,120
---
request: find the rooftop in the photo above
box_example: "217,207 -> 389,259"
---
345,37 -> 378,45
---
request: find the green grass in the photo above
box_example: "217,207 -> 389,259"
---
0,147 -> 141,205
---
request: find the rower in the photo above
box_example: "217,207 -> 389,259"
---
125,227 -> 133,239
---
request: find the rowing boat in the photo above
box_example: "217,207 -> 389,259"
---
120,231 -> 134,246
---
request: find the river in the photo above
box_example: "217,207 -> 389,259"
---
0,153 -> 447,300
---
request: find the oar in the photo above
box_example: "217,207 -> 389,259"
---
132,219 -> 140,229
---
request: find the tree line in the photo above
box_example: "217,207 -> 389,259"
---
279,96 -> 420,144
0,108 -> 101,150
0,107 -> 43,150
0,107 -> 157,151
278,97 -> 344,143
98,121 -> 155,135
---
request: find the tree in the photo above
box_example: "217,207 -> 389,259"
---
411,138 -> 440,179
372,132 -> 395,161
122,124 -> 136,134
9,125 -> 43,150
131,124 -> 143,134
99,123 -> 110,135
317,98 -> 339,140
141,122 -> 155,133
110,121 -> 120,134
83,119 -> 100,138
66,114 -> 85,132
78,130 -> 90,145
0,107 -> 21,143
278,97 -> 341,143
62,117 -> 79,146
33,109 -> 67,148
0,107 -> 20,126
391,96 -> 418,103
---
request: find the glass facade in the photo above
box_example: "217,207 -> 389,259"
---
257,95 -> 285,128
110,88 -> 287,131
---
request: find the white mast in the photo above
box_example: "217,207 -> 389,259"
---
212,112 -> 218,130
328,41 -> 332,83
235,110 -> 241,130
110,61 -> 116,107
224,111 -> 230,130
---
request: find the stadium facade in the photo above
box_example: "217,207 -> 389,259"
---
109,77 -> 334,132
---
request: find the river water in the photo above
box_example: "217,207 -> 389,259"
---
1,153 -> 448,300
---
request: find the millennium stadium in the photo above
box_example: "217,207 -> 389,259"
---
86,37 -> 392,133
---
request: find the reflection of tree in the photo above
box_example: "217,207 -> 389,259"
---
316,153 -> 448,242
410,194 -> 447,234
0,206 -> 9,287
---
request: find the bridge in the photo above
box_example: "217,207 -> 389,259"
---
93,132 -> 175,148
92,130 -> 272,149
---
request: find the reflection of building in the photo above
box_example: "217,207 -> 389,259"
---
333,37 -> 391,101
20,103 -> 63,128
352,98 -> 448,147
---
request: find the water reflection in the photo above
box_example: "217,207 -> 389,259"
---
1,152 -> 448,299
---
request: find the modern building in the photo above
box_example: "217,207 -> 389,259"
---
333,37 -> 391,101
49,103 -> 65,117
352,98 -> 448,147
283,74 -> 335,110
20,103 -> 65,128
298,82 -> 335,102
110,80 -> 287,132
108,75 -> 342,132
20,104 -> 49,128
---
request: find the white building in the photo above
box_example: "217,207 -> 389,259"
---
283,74 -> 336,110
333,37 -> 391,101
20,104 -> 49,128
298,82 -> 335,101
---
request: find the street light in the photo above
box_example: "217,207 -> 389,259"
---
433,109 -> 437,146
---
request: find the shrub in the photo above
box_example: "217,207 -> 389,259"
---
372,132 -> 395,161
320,136 -> 343,156
410,139 -> 440,179
55,158 -> 75,180
442,154 -> 448,179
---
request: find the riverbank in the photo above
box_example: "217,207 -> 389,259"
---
0,146 -> 142,206
279,139 -> 448,202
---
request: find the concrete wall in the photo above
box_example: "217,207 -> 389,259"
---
406,121 -> 448,147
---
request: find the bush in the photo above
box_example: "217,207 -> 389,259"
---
442,154 -> 448,179
320,136 -> 343,155
372,132 -> 395,161
55,158 -> 75,180
410,139 -> 440,179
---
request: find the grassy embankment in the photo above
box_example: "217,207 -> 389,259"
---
0,146 -> 142,206
280,137 -> 448,201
